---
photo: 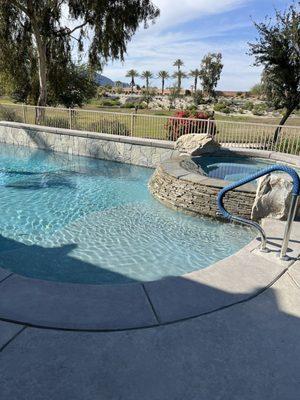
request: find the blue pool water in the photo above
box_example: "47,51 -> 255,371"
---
194,156 -> 299,183
0,144 -> 254,284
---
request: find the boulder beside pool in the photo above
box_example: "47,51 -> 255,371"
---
175,134 -> 220,156
251,173 -> 300,221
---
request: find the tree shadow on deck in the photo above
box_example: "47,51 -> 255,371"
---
0,237 -> 300,400
0,234 -> 136,285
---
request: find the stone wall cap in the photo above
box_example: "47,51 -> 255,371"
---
0,121 -> 174,150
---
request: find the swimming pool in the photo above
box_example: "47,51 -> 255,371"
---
0,144 -> 254,284
194,156 -> 300,183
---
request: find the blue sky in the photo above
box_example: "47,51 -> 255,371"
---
102,0 -> 292,91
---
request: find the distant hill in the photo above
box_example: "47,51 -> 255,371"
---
94,73 -> 114,87
94,73 -> 129,88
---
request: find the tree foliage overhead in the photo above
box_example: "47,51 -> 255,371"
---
0,0 -> 159,107
249,2 -> 300,129
199,53 -> 223,98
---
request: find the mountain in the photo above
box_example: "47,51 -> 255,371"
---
94,73 -> 115,87
94,73 -> 129,88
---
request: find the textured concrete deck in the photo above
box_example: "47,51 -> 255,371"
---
0,218 -> 296,330
0,220 -> 299,399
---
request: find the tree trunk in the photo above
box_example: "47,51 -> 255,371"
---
273,108 -> 294,145
131,78 -> 134,94
32,25 -> 47,124
194,77 -> 198,92
162,79 -> 165,95
37,41 -> 47,107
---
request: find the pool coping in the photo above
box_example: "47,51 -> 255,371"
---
0,121 -> 175,150
0,218 -> 298,331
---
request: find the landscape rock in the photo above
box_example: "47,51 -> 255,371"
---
251,173 -> 300,221
175,134 -> 220,156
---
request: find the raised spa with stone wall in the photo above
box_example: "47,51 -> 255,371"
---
149,149 -> 300,220
149,157 -> 257,219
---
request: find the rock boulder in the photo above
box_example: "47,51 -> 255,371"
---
175,134 -> 220,156
251,173 -> 299,221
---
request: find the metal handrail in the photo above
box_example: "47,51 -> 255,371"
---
217,165 -> 300,260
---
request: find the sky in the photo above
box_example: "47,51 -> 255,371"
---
100,0 -> 292,91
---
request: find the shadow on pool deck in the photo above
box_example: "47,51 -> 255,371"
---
0,262 -> 300,400
0,234 -> 137,285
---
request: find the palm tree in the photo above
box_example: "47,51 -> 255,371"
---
126,69 -> 139,94
173,59 -> 184,73
157,71 -> 170,95
189,69 -> 200,92
173,70 -> 187,92
141,71 -> 153,92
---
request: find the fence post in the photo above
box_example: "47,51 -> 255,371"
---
69,108 -> 72,129
130,112 -> 135,136
206,119 -> 210,135
22,104 -> 26,124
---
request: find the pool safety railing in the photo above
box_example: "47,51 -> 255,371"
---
217,165 -> 300,260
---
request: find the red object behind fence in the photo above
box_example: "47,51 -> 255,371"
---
165,111 -> 217,141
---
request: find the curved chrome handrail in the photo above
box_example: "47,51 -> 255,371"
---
217,165 -> 300,259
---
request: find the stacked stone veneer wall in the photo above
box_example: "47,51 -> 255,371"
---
0,122 -> 177,168
149,161 -> 257,219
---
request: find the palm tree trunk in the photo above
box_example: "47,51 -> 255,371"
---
162,79 -> 165,95
131,77 -> 134,94
194,77 -> 198,92
273,108 -> 294,145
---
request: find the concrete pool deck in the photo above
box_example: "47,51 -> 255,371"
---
0,218 -> 297,330
0,219 -> 300,399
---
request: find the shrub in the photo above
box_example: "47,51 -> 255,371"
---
88,119 -> 130,136
165,110 -> 217,141
243,101 -> 254,111
252,104 -> 267,116
100,99 -> 121,107
186,104 -> 198,112
221,107 -> 231,114
214,102 -> 231,114
121,102 -> 136,109
193,90 -> 204,106
0,105 -> 22,122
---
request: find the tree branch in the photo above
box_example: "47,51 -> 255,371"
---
68,20 -> 90,35
55,19 -> 90,38
6,0 -> 29,16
